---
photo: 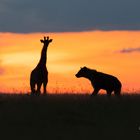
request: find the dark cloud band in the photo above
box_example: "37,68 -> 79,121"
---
0,0 -> 140,33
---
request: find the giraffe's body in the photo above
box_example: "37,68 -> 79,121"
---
30,36 -> 52,95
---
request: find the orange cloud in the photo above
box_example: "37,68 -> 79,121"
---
119,47 -> 140,53
0,68 -> 4,75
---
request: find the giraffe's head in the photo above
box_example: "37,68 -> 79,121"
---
40,36 -> 52,46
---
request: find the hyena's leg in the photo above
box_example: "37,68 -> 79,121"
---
106,90 -> 112,97
114,88 -> 121,96
91,88 -> 99,96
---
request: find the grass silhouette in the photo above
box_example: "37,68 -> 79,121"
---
0,93 -> 140,139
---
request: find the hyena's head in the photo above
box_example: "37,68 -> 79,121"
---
75,67 -> 90,78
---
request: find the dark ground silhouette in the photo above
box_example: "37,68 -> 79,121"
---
0,93 -> 139,139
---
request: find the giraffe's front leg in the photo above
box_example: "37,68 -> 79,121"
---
37,82 -> 42,95
43,73 -> 48,94
43,82 -> 47,94
43,79 -> 48,94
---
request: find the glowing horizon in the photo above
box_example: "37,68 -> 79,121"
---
0,31 -> 140,94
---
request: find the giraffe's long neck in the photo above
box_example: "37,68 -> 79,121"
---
38,44 -> 48,67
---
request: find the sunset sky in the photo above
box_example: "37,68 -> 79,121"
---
0,0 -> 140,94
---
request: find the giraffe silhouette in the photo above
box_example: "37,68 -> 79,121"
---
30,36 -> 52,95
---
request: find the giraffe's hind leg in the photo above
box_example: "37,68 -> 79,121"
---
30,82 -> 36,95
30,70 -> 36,95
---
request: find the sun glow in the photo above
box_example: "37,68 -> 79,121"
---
0,31 -> 140,94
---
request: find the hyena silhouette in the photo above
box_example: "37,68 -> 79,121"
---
75,67 -> 122,96
30,36 -> 52,95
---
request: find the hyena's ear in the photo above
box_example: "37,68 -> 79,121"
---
93,69 -> 97,73
80,67 -> 85,70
